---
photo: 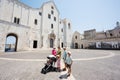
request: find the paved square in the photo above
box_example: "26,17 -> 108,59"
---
0,49 -> 120,80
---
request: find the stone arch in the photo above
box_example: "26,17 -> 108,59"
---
75,43 -> 78,49
5,33 -> 18,52
48,32 -> 56,48
81,44 -> 83,49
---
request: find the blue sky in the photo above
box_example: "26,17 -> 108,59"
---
20,0 -> 120,34
6,36 -> 16,44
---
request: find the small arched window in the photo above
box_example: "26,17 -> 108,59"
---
54,17 -> 56,21
68,23 -> 71,29
51,24 -> 53,29
110,33 -> 113,36
61,28 -> 63,32
51,10 -> 54,15
51,6 -> 54,9
75,36 -> 77,39
34,19 -> 37,25
39,12 -> 42,16
48,14 -> 51,19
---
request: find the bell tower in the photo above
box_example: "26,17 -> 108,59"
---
116,21 -> 120,27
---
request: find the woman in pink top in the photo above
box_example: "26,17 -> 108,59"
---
52,48 -> 56,56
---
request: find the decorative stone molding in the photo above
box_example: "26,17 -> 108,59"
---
0,20 -> 30,29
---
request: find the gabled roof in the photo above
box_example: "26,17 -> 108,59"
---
41,1 -> 60,14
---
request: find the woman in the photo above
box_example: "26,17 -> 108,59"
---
57,47 -> 61,57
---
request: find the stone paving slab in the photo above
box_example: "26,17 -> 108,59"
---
0,60 -> 61,80
0,49 -> 120,80
72,51 -> 120,80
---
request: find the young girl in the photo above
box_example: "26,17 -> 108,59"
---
56,55 -> 61,72
52,48 -> 56,56
57,47 -> 61,57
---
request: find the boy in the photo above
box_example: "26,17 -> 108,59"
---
65,51 -> 73,77
62,47 -> 67,71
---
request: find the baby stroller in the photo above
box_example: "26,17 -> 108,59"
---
41,55 -> 57,74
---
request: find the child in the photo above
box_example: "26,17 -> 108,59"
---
56,55 -> 61,72
62,47 -> 67,71
52,48 -> 56,56
65,51 -> 73,77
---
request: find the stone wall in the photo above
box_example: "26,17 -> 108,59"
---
0,0 -> 72,52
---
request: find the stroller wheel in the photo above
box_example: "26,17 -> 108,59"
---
41,69 -> 46,74
43,71 -> 46,74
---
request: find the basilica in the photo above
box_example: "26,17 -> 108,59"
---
0,0 -> 72,52
0,0 -> 120,52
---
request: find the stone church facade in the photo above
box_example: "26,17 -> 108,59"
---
0,0 -> 72,52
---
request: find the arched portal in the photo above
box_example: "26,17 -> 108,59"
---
48,32 -> 56,48
81,44 -> 83,49
75,43 -> 78,49
5,33 -> 18,52
50,38 -> 54,48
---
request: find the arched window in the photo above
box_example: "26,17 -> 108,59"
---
34,19 -> 37,25
54,17 -> 56,21
75,36 -> 77,39
39,12 -> 42,16
61,28 -> 63,32
48,14 -> 51,19
68,23 -> 71,29
51,10 -> 54,15
110,33 -> 113,36
51,24 -> 53,29
51,6 -> 54,9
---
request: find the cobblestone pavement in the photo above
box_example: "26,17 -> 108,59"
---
0,49 -> 120,80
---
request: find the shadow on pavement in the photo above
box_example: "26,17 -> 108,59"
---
59,73 -> 68,79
